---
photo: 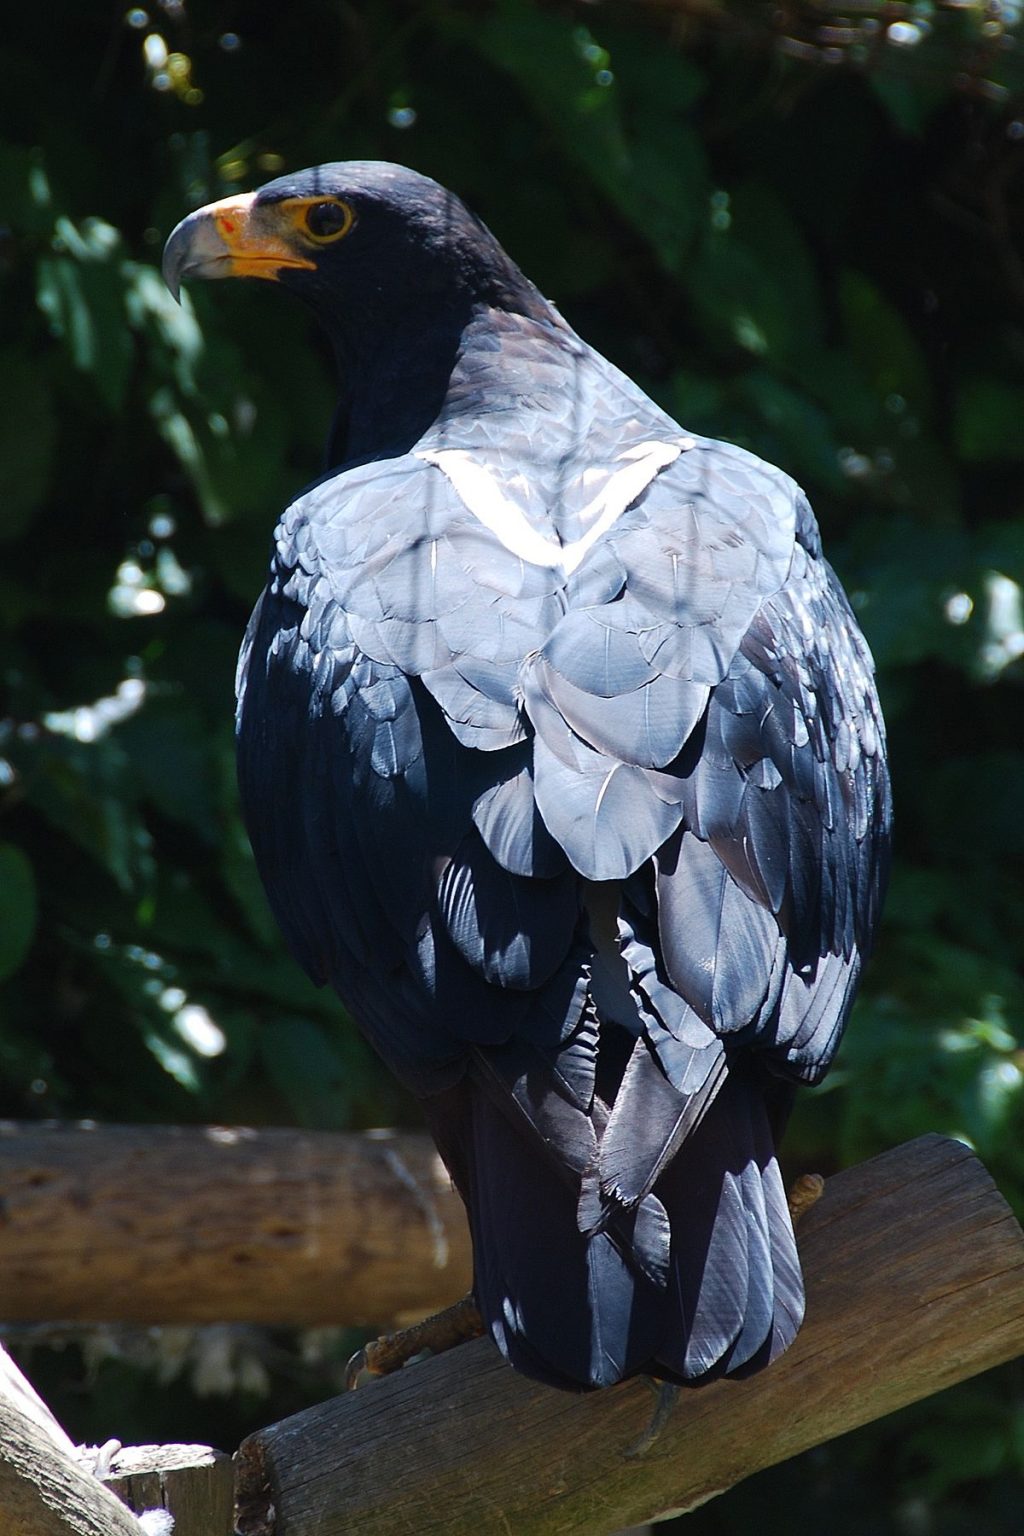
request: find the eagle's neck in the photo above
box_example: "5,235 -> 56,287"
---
323,308 -> 462,470
323,294 -> 558,473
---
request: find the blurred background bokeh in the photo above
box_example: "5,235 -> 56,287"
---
1,2 -> 1022,1530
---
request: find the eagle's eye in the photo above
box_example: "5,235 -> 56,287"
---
303,200 -> 355,242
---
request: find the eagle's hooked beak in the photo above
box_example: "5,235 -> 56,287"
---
162,191 -> 315,301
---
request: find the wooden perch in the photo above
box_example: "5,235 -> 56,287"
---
0,1342 -> 146,1536
0,1121 -> 471,1327
234,1135 -> 1024,1536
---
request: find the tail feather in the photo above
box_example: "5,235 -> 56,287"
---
718,1155 -> 774,1372
729,1146 -> 804,1378
671,1164 -> 751,1379
467,1084 -> 664,1389
450,1056 -> 803,1391
654,1072 -> 800,1382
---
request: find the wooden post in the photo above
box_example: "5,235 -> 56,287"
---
0,1122 -> 471,1327
101,1445 -> 234,1536
234,1136 -> 1024,1536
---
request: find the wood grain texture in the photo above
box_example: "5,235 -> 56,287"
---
102,1445 -> 234,1536
235,1136 -> 1024,1536
0,1345 -> 145,1536
0,1343 -> 78,1460
0,1122 -> 471,1327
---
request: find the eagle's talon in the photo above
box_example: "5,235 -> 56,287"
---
624,1381 -> 680,1459
344,1296 -> 483,1390
788,1173 -> 825,1226
344,1346 -> 373,1391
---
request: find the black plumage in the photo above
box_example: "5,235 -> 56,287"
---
164,161 -> 891,1390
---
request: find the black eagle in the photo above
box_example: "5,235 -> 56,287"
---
164,162 -> 891,1390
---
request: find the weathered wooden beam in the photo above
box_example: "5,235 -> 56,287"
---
101,1445 -> 234,1536
0,1343 -> 147,1536
0,1122 -> 471,1327
234,1135 -> 1024,1536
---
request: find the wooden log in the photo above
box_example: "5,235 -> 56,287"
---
0,1121 -> 471,1327
101,1445 -> 234,1536
0,1343 -> 146,1536
234,1135 -> 1024,1536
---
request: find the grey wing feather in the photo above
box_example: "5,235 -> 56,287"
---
471,754 -> 567,878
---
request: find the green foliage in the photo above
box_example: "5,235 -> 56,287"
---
0,842 -> 37,980
1,1 -> 1022,1527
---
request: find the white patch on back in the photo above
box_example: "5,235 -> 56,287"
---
417,439 -> 687,576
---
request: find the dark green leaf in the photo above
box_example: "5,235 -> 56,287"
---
955,379 -> 1024,463
259,1018 -> 355,1129
839,269 -> 932,414
0,844 -> 37,980
36,230 -> 133,412
0,351 -> 56,541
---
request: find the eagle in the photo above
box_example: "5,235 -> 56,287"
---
163,162 -> 890,1391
